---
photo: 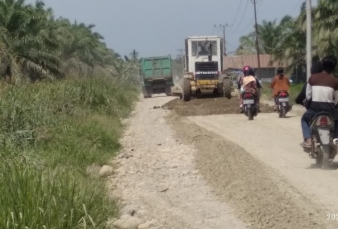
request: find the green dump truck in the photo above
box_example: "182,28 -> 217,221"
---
139,55 -> 173,98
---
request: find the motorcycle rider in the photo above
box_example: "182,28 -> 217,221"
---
237,67 -> 262,93
238,66 -> 261,112
300,55 -> 338,148
295,61 -> 323,108
270,67 -> 290,110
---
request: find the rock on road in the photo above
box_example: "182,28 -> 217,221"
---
110,95 -> 338,229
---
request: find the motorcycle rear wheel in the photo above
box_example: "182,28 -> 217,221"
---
320,145 -> 330,170
279,106 -> 286,118
248,108 -> 254,120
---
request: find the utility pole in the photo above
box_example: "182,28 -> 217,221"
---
178,48 -> 185,75
216,24 -> 228,55
306,0 -> 312,80
252,0 -> 261,79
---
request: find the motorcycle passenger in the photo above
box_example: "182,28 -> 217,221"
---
237,71 -> 244,91
237,71 -> 245,105
295,61 -> 323,108
300,55 -> 338,148
239,66 -> 260,112
270,67 -> 290,110
238,68 -> 262,92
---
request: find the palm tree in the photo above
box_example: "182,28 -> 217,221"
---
0,0 -> 61,82
313,0 -> 338,58
235,13 -> 307,76
271,15 -> 306,72
0,0 -> 137,82
236,32 -> 256,55
129,49 -> 139,61
236,20 -> 282,55
52,19 -> 106,77
257,19 -> 281,54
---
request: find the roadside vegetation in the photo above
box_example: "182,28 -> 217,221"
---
0,0 -> 139,228
237,0 -> 338,79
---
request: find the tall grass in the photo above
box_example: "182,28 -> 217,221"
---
0,158 -> 114,228
0,77 -> 139,228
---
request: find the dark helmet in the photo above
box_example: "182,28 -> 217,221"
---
242,65 -> 255,76
311,61 -> 323,74
277,67 -> 284,75
322,55 -> 337,73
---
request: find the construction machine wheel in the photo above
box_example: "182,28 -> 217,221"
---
142,85 -> 148,98
223,78 -> 232,99
165,86 -> 172,96
182,78 -> 191,101
146,87 -> 153,98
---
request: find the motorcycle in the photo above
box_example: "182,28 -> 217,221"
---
242,91 -> 258,120
307,112 -> 337,169
275,90 -> 292,118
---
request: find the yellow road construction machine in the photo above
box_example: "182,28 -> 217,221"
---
171,36 -> 233,101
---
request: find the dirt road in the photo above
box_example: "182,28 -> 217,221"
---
188,113 -> 338,227
111,95 -> 338,229
163,97 -> 274,116
110,95 -> 247,229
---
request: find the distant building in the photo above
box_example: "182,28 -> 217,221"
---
223,54 -> 286,82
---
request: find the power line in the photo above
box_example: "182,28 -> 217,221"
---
240,0 -> 296,34
211,25 -> 216,35
289,0 -> 302,15
257,35 -> 275,51
236,0 -> 262,34
227,41 -> 237,49
228,0 -> 243,32
232,0 -> 249,33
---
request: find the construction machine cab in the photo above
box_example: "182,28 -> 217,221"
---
179,36 -> 232,101
196,41 -> 213,57
177,36 -> 232,101
184,36 -> 222,79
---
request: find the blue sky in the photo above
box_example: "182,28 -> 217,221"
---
26,0 -> 315,58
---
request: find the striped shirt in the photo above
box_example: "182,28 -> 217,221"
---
306,72 -> 338,109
